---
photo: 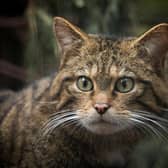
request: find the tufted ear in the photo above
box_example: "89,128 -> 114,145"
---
133,23 -> 168,76
53,17 -> 89,54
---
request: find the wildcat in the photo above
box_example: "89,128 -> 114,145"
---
0,17 -> 168,168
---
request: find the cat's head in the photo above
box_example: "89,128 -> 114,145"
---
50,17 -> 168,136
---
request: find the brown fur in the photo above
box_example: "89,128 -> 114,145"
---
0,17 -> 168,167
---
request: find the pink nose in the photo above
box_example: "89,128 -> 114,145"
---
94,103 -> 110,115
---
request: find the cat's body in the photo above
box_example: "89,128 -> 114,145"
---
0,76 -> 133,168
0,17 -> 168,168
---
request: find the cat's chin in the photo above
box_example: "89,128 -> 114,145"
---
82,120 -> 128,135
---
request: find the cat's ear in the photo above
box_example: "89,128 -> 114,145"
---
53,17 -> 89,53
133,23 -> 168,76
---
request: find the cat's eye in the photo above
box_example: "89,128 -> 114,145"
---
115,77 -> 134,93
76,76 -> 93,92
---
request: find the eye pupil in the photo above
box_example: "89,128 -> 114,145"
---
83,79 -> 88,88
121,79 -> 127,88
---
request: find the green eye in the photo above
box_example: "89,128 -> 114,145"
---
115,77 -> 134,93
76,76 -> 93,92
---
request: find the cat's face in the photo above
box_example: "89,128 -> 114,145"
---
50,17 -> 168,136
64,66 -> 145,135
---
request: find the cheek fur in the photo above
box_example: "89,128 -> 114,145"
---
135,87 -> 163,113
112,86 -> 145,111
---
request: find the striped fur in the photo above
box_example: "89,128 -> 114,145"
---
0,17 -> 168,167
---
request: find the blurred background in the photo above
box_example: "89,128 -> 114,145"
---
0,1 -> 168,167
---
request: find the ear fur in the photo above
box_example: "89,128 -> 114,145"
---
53,17 -> 89,53
133,23 -> 168,76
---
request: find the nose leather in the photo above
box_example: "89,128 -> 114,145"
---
94,103 -> 110,115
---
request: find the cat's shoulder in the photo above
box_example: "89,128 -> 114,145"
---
0,73 -> 57,108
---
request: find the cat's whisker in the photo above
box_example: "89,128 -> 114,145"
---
49,118 -> 80,133
45,114 -> 77,130
132,115 -> 168,140
129,118 -> 163,139
41,110 -> 76,127
159,107 -> 168,112
49,112 -> 77,120
130,111 -> 168,141
37,100 -> 58,105
49,109 -> 76,118
131,114 -> 168,136
41,109 -> 82,136
131,121 -> 148,135
43,118 -> 72,136
65,120 -> 82,135
43,116 -> 80,136
133,110 -> 168,124
42,109 -> 82,129
42,112 -> 77,131
49,108 -> 82,118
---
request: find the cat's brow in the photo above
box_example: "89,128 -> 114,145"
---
110,65 -> 118,77
75,67 -> 90,76
118,68 -> 136,77
90,64 -> 98,76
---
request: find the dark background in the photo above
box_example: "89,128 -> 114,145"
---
0,1 -> 168,167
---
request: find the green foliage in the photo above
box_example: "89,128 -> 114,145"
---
24,9 -> 58,81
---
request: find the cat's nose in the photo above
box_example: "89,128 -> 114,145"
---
94,103 -> 111,115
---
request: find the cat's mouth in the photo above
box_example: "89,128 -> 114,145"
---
91,118 -> 117,126
82,116 -> 128,135
92,117 -> 122,128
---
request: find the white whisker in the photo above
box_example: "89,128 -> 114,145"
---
131,114 -> 168,133
43,116 -> 79,136
130,118 -> 162,138
129,108 -> 168,141
37,100 -> 58,105
134,110 -> 168,124
42,113 -> 76,130
44,113 -> 77,129
42,110 -> 76,128
159,107 -> 168,112
49,109 -> 75,117
41,109 -> 82,137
